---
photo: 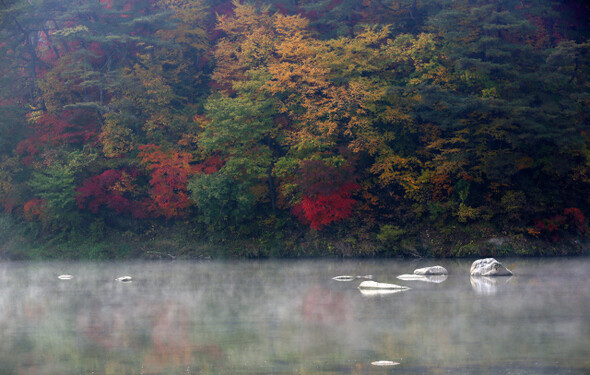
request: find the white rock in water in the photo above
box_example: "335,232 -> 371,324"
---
414,265 -> 448,275
358,280 -> 409,290
115,276 -> 133,282
397,274 -> 447,283
371,360 -> 400,366
470,258 -> 512,276
332,275 -> 373,282
58,274 -> 73,280
359,288 -> 409,296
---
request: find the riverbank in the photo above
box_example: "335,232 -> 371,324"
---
1,217 -> 588,260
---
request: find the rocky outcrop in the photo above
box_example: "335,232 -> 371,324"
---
470,258 -> 513,276
413,266 -> 448,275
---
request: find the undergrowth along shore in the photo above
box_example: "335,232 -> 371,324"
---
1,218 -> 588,261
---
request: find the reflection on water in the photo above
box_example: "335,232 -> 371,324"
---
470,276 -> 513,295
0,257 -> 589,374
397,274 -> 448,283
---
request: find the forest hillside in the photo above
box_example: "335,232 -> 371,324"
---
1,0 -> 589,258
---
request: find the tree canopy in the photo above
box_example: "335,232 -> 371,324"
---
1,0 -> 589,257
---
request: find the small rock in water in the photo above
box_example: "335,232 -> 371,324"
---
332,275 -> 373,282
371,360 -> 400,366
414,265 -> 448,275
470,258 -> 513,276
58,274 -> 73,280
332,275 -> 356,282
115,276 -> 133,282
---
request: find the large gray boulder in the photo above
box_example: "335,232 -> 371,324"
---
470,258 -> 513,276
414,265 -> 448,275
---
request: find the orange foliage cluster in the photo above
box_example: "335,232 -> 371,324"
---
138,145 -> 196,219
23,198 -> 46,221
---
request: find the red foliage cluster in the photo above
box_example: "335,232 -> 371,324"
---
76,169 -> 137,215
23,198 -> 46,221
138,144 -> 196,219
563,207 -> 587,233
193,155 -> 225,175
16,111 -> 97,165
293,182 -> 361,230
292,160 -> 360,230
532,207 -> 588,241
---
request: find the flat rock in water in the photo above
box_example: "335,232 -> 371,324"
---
358,280 -> 409,290
360,288 -> 409,296
332,275 -> 356,282
414,265 -> 448,275
397,274 -> 447,283
332,275 -> 373,282
470,258 -> 513,276
371,361 -> 400,366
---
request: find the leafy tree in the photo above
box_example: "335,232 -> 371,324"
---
138,144 -> 196,219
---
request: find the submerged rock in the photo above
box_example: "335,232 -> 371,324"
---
358,280 -> 409,290
414,265 -> 448,275
397,274 -> 447,283
470,258 -> 513,276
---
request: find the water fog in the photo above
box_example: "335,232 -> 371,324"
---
0,258 -> 588,374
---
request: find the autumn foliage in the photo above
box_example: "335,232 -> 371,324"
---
531,208 -> 589,241
293,182 -> 361,230
0,0 -> 588,255
76,169 -> 136,215
23,198 -> 46,221
138,145 -> 196,219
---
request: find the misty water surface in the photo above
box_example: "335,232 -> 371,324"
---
0,257 -> 588,374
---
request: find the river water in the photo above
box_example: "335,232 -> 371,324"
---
0,257 -> 588,374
